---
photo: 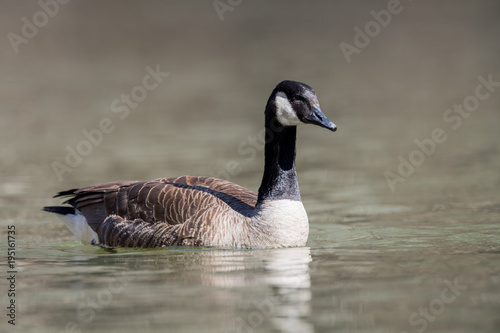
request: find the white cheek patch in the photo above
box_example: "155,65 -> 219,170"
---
275,91 -> 303,126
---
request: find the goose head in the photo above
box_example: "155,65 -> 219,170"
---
267,80 -> 337,132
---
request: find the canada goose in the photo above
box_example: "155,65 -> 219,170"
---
43,80 -> 337,248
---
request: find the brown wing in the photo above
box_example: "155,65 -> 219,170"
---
65,176 -> 257,233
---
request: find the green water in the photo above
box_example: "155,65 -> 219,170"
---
1,1 -> 500,332
2,114 -> 499,332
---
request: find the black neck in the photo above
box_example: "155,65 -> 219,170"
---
257,115 -> 301,204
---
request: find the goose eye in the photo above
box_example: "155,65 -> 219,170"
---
291,95 -> 301,102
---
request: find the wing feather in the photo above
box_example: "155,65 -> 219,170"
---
62,176 -> 257,242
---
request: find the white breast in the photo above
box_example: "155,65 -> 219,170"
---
252,199 -> 309,247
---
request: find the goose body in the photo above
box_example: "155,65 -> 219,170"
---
44,80 -> 336,248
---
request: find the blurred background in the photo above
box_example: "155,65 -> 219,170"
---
1,1 -> 499,332
1,0 -> 499,198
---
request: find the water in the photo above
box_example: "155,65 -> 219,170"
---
1,1 -> 500,332
3,115 -> 499,333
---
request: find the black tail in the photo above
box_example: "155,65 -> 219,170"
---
54,189 -> 78,198
42,206 -> 76,215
